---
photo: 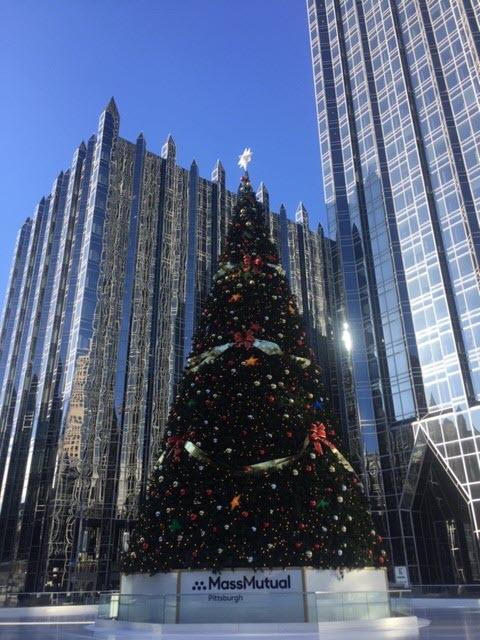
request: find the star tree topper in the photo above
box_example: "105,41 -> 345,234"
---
238,148 -> 253,171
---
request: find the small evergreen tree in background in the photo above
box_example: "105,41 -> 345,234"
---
122,172 -> 385,574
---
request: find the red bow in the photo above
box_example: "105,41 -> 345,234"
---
243,254 -> 263,273
309,422 -> 335,455
234,330 -> 255,349
167,436 -> 185,458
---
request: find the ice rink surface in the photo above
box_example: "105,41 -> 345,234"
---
0,608 -> 479,639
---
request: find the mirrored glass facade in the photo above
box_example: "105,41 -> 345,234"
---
0,100 -> 334,593
308,0 -> 480,584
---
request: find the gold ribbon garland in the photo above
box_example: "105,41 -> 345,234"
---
184,440 -> 306,475
187,339 -> 311,373
216,261 -> 285,279
179,437 -> 356,476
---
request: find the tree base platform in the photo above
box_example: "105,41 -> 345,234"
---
105,567 -> 414,624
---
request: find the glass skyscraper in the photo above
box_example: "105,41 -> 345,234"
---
0,100 -> 334,593
308,0 -> 480,584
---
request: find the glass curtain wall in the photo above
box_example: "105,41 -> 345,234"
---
307,0 -> 480,584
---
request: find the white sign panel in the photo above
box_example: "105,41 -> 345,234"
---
394,566 -> 409,587
177,568 -> 304,623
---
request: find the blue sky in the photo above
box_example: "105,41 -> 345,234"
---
0,1 -> 325,305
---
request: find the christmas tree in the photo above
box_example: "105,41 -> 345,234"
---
123,158 -> 385,574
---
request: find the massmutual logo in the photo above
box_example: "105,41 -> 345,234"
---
191,574 -> 293,592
